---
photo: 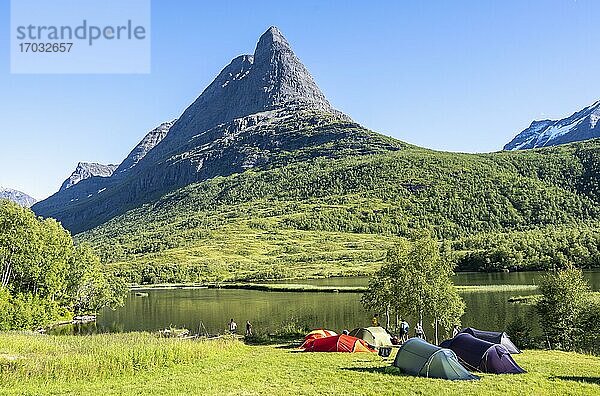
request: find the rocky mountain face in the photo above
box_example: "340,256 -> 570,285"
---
505,100 -> 600,150
35,119 -> 176,219
115,120 -> 175,174
0,187 -> 36,207
59,121 -> 175,194
60,162 -> 118,191
33,27 -> 402,233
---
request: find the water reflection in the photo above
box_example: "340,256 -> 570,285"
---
67,270 -> 598,337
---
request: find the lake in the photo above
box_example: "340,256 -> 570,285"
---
61,270 -> 600,338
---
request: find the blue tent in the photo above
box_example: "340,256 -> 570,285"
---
440,333 -> 526,374
460,327 -> 521,354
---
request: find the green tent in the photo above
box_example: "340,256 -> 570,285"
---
348,327 -> 393,348
393,338 -> 479,380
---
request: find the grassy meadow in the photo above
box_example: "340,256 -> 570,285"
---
0,333 -> 598,395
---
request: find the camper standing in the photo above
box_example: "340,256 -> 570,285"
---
400,319 -> 410,343
229,319 -> 237,334
415,322 -> 425,340
452,325 -> 461,338
245,321 -> 253,337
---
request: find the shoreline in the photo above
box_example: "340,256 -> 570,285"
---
130,282 -> 540,294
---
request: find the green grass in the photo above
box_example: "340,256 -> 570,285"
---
0,333 -> 598,395
105,226 -> 395,283
508,295 -> 541,304
588,292 -> 600,303
132,282 -> 367,293
456,285 -> 539,293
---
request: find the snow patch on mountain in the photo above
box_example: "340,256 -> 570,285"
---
0,187 -> 37,207
505,100 -> 600,150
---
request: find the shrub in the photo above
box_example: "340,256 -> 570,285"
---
506,315 -> 534,349
536,265 -> 590,351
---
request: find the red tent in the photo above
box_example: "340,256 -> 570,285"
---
300,329 -> 337,349
303,334 -> 374,353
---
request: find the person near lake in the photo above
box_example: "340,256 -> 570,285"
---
415,322 -> 425,340
372,314 -> 379,327
229,319 -> 237,334
245,321 -> 252,337
452,324 -> 461,338
400,318 -> 410,343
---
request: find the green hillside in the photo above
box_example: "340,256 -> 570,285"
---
77,136 -> 600,283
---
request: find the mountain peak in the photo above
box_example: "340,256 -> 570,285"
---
161,27 -> 338,146
59,162 -> 117,191
255,26 -> 290,56
260,26 -> 286,43
250,26 -> 332,112
505,99 -> 600,150
33,27 -> 374,233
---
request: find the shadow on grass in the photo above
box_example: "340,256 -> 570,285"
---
276,343 -> 302,349
553,376 -> 600,385
343,366 -> 405,376
243,335 -> 303,347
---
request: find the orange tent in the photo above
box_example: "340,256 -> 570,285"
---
303,334 -> 374,353
300,329 -> 337,349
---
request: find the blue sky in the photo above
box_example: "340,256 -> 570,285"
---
0,0 -> 598,199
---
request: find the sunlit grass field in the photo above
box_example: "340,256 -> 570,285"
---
0,333 -> 598,395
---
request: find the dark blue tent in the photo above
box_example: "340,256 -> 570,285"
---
460,327 -> 521,354
440,333 -> 526,374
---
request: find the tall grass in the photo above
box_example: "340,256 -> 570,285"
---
0,332 -> 239,385
2,333 -> 600,395
456,284 -> 538,293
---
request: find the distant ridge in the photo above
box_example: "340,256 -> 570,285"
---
505,100 -> 600,150
0,187 -> 36,207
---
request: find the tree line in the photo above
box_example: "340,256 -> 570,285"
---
0,200 -> 126,330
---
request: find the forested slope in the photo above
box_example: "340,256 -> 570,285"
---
78,139 -> 600,283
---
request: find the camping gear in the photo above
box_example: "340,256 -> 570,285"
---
303,334 -> 374,353
460,327 -> 521,354
393,338 -> 479,380
300,329 -> 337,349
440,333 -> 526,374
348,326 -> 393,348
378,347 -> 392,358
